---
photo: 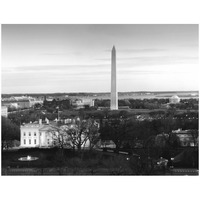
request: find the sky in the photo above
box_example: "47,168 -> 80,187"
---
1,24 -> 199,94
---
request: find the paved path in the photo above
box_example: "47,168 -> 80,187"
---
169,168 -> 198,175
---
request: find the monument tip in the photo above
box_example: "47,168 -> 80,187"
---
112,45 -> 115,50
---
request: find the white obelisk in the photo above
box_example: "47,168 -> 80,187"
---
110,46 -> 118,110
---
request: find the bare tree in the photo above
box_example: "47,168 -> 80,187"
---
47,125 -> 71,151
67,118 -> 100,151
100,118 -> 129,151
190,130 -> 198,146
86,119 -> 100,150
47,118 -> 100,152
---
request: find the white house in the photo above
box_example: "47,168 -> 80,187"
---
20,118 -> 99,149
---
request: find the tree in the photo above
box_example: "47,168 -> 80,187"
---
1,116 -> 20,150
34,103 -> 42,110
100,119 -> 129,151
48,118 -> 100,151
86,119 -> 100,150
190,130 -> 199,146
48,125 -> 71,151
67,118 -> 100,151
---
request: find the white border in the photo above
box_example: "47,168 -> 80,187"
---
0,0 -> 200,200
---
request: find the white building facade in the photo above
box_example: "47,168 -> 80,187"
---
20,119 -> 98,149
1,106 -> 8,117
71,99 -> 94,109
20,123 -> 42,148
169,95 -> 180,104
20,121 -> 58,148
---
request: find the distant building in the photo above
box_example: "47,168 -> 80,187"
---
29,98 -> 43,107
54,95 -> 69,101
118,106 -> 130,110
1,106 -> 8,117
45,97 -> 54,101
2,99 -> 31,109
169,95 -> 180,104
1,101 -> 19,109
17,99 -> 31,108
171,128 -> 198,147
72,98 -> 94,109
2,96 -> 44,109
100,140 -> 116,149
97,107 -> 109,111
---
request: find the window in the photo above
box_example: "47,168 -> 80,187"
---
29,139 -> 31,144
24,139 -> 26,144
47,139 -> 50,145
29,132 -> 31,136
24,132 -> 26,136
34,132 -> 36,136
34,139 -> 36,144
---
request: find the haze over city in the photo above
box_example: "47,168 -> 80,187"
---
1,24 -> 199,94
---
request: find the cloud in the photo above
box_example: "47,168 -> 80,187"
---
104,48 -> 167,53
39,51 -> 83,56
96,55 -> 198,65
119,48 -> 167,53
12,64 -> 109,72
39,53 -> 69,56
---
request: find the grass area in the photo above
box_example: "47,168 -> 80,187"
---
2,148 -> 127,168
2,148 -> 150,175
2,147 -> 198,175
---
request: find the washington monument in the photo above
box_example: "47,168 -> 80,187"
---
110,46 -> 118,110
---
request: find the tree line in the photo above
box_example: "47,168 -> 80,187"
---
1,117 -> 20,150
99,115 -> 198,150
94,98 -> 198,110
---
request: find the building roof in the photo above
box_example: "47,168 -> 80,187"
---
172,129 -> 194,134
39,124 -> 57,131
170,95 -> 180,99
21,123 -> 41,128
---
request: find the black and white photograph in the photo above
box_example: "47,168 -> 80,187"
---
1,1 -> 200,199
1,24 -> 199,176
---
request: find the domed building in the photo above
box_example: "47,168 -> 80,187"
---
169,95 -> 180,104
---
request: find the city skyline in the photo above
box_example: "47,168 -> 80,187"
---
1,24 -> 199,94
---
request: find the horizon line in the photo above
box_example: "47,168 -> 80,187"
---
1,90 -> 199,95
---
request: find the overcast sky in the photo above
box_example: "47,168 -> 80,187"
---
1,24 -> 199,94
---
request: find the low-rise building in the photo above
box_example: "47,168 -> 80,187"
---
171,128 -> 198,147
29,98 -> 43,107
72,98 -> 94,109
2,99 -> 31,109
100,140 -> 116,148
1,106 -> 8,117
